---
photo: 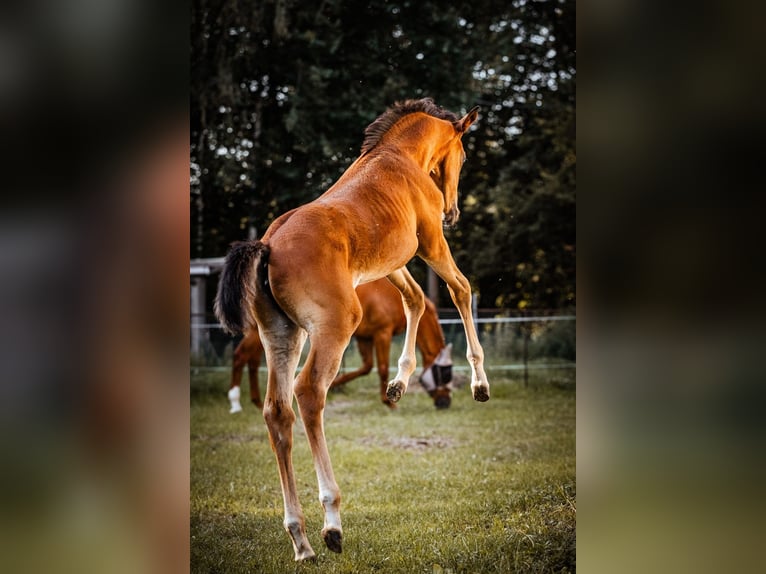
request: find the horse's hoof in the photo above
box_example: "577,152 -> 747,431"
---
383,399 -> 398,410
386,381 -> 405,403
294,549 -> 317,562
322,528 -> 343,553
228,387 -> 242,413
472,386 -> 490,402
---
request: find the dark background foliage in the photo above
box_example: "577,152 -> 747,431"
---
191,0 -> 575,312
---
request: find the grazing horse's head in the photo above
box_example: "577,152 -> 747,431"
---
419,343 -> 454,409
360,98 -> 479,227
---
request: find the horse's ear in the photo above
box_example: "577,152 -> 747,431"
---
455,106 -> 480,133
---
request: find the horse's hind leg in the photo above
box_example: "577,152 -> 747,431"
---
294,301 -> 362,554
260,321 -> 314,561
385,267 -> 425,403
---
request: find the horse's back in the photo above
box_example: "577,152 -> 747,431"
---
265,197 -> 417,292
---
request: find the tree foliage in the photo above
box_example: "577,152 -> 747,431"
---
191,0 -> 575,311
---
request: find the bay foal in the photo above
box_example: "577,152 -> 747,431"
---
215,98 -> 489,561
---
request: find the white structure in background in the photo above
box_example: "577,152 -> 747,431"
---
190,257 -> 225,355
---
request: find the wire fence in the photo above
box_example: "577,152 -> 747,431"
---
191,310 -> 575,387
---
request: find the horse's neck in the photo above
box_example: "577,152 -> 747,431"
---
416,305 -> 446,366
378,115 -> 447,171
399,122 -> 440,168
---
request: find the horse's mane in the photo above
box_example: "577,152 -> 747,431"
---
360,98 -> 459,155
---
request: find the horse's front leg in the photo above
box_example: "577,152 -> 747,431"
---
425,252 -> 490,402
385,267 -> 425,403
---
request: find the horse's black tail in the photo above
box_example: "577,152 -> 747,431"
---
214,240 -> 270,335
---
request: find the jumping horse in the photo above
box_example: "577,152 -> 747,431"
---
226,277 -> 454,412
215,98 -> 489,561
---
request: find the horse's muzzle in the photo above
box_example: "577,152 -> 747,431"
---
432,389 -> 452,409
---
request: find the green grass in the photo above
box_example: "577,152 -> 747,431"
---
191,369 -> 575,573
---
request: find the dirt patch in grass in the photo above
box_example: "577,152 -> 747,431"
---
359,435 -> 458,451
324,398 -> 358,413
191,433 -> 260,444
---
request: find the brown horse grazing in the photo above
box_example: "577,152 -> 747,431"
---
215,98 -> 489,562
226,277 -> 453,412
330,278 -> 453,409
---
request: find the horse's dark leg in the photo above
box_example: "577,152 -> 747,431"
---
331,338 -> 374,387
384,268 -> 425,403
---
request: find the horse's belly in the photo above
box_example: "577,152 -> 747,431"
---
354,255 -> 414,287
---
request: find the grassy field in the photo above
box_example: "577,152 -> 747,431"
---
191,368 -> 575,573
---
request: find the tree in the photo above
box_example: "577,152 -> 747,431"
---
191,0 -> 576,312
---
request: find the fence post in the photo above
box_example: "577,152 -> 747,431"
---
190,276 -> 206,356
523,323 -> 529,388
427,267 -> 439,308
